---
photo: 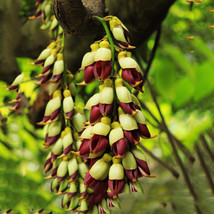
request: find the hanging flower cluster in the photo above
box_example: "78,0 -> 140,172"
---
30,0 -> 63,39
7,1 -> 156,212
72,16 -> 156,212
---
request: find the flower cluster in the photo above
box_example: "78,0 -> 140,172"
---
7,73 -> 25,112
71,16 -> 156,213
30,0 -> 63,39
7,4 -> 156,212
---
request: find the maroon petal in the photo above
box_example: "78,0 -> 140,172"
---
40,73 -> 52,84
46,134 -> 60,146
138,124 -> 151,138
84,171 -> 97,188
42,64 -> 53,74
135,158 -> 150,176
124,169 -> 138,182
122,69 -> 136,85
103,61 -> 112,80
123,130 -> 139,145
79,139 -> 91,156
94,61 -> 102,79
63,144 -> 72,155
99,103 -> 113,116
65,110 -> 74,119
52,73 -> 63,83
90,105 -> 102,123
85,64 -> 95,84
50,108 -> 60,121
90,135 -> 108,153
69,171 -> 78,182
8,85 -> 19,91
34,59 -> 45,65
51,166 -> 58,177
119,102 -> 136,115
113,138 -> 128,157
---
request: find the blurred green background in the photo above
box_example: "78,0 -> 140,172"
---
0,0 -> 214,213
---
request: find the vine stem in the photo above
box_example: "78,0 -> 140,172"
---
96,16 -> 115,76
96,16 -> 118,120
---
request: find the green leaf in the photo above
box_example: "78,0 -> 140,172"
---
194,62 -> 214,101
174,77 -> 194,107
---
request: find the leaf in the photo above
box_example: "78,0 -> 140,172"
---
155,58 -> 176,101
193,62 -> 214,101
174,77 -> 194,107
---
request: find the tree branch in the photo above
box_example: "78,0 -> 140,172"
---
200,135 -> 214,163
195,143 -> 214,195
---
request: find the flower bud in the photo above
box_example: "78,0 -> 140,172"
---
8,73 -> 24,91
33,42 -> 55,65
45,121 -> 62,146
78,161 -> 89,179
50,17 -> 58,31
109,158 -> 124,180
66,195 -> 79,211
89,154 -> 112,181
122,151 -> 137,170
109,122 -> 124,146
57,158 -> 68,182
46,158 -> 61,179
80,126 -> 94,139
109,16 -> 134,49
118,107 -> 138,130
118,51 -> 143,91
40,49 -> 57,76
63,89 -> 74,119
52,53 -> 64,82
61,194 -> 70,208
66,181 -> 77,199
93,117 -> 111,136
61,127 -> 73,156
133,109 -> 152,139
58,178 -> 69,194
90,105 -> 102,123
122,152 -> 138,182
51,178 -> 59,192
68,156 -> 78,182
76,198 -> 88,212
80,43 -> 99,70
79,178 -> 87,199
93,41 -> 112,81
115,79 -> 137,115
39,90 -> 62,124
72,107 -> 86,132
51,138 -> 63,161
48,81 -> 61,96
84,93 -> 100,110
100,79 -> 113,104
99,79 -> 114,116
132,148 -> 154,177
44,152 -> 52,173
94,41 -> 111,62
